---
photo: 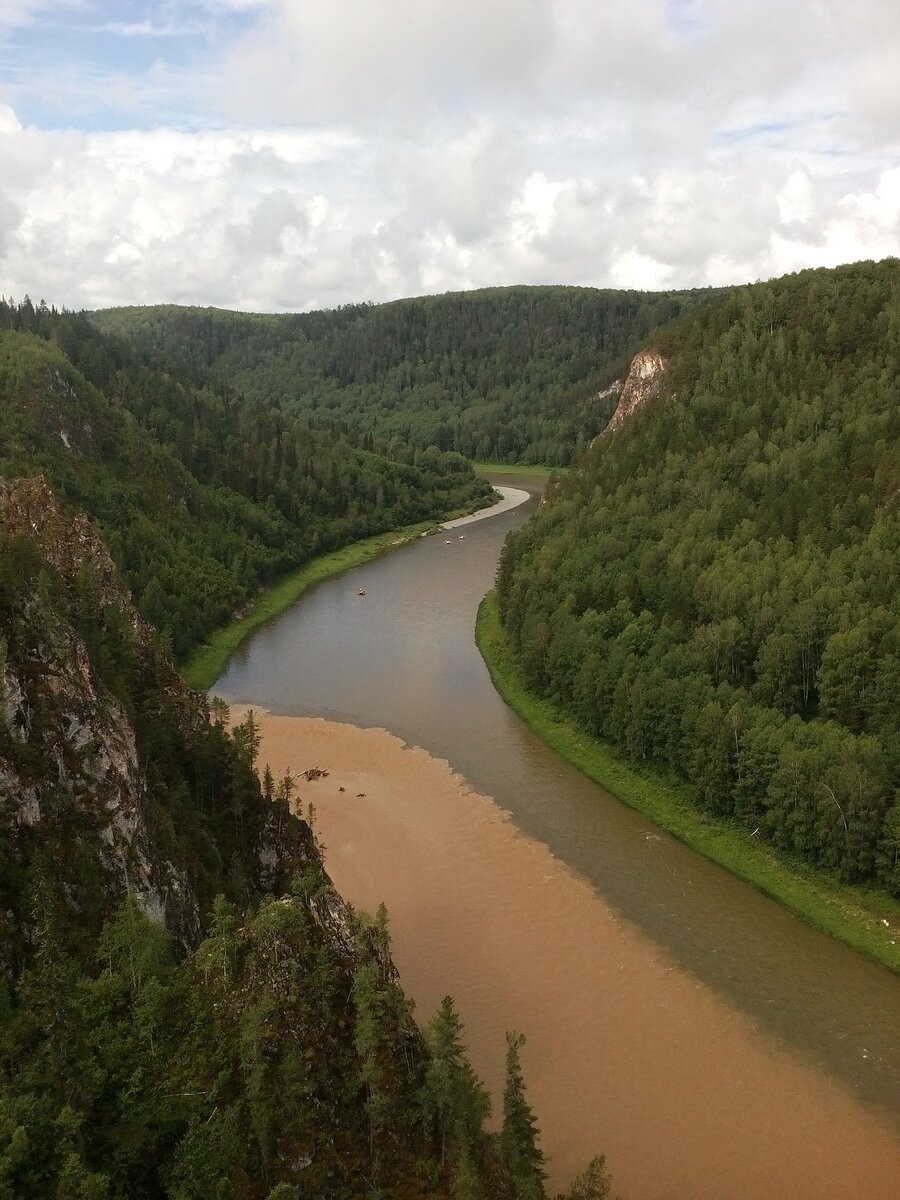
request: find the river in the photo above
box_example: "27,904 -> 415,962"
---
215,474 -> 900,1198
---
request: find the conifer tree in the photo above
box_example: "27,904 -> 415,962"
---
451,1143 -> 488,1200
422,995 -> 490,1168
352,961 -> 390,1168
500,1032 -> 546,1199
554,1155 -> 613,1200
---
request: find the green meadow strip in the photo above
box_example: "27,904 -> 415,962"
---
476,590 -> 900,975
181,487 -> 502,692
182,520 -> 439,692
472,460 -> 566,479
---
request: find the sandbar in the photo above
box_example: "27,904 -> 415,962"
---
442,485 -> 530,529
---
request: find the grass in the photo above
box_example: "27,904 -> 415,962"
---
476,591 -> 900,975
181,495 -> 492,691
472,460 -> 567,479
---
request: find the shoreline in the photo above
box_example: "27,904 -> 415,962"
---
181,483 -> 524,692
441,485 -> 529,529
472,460 -> 566,479
475,590 -> 900,975
228,704 -> 900,1200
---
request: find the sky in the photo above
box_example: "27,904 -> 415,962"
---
0,0 -> 898,312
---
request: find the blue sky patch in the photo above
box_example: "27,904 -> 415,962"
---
1,1 -> 261,130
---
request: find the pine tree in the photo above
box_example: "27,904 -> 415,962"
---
422,995 -> 490,1168
352,962 -> 390,1168
451,1143 -> 488,1200
500,1032 -> 546,1198
555,1155 -> 612,1200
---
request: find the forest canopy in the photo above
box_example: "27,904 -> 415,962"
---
0,298 -> 491,658
496,259 -> 900,896
91,285 -> 716,465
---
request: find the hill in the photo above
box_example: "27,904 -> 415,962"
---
1,476 -> 605,1199
494,259 -> 900,898
0,300 -> 491,659
0,301 -> 601,1199
91,286 -> 715,465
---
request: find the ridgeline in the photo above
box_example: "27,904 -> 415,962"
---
91,285 -> 715,465
493,259 -> 900,931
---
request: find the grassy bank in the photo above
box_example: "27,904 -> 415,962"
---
472,460 -> 565,479
183,475 -> 507,692
476,591 -> 900,974
182,487 -> 498,691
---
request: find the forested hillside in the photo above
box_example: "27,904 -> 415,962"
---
92,286 -> 712,464
496,259 -> 900,895
0,299 -> 490,658
2,478 -> 606,1199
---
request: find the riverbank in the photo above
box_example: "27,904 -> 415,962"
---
181,524 -> 433,689
228,704 -> 900,1200
472,460 -> 563,479
441,486 -> 529,529
475,591 -> 900,975
182,486 -> 510,691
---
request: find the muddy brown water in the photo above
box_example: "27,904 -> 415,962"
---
216,475 -> 900,1198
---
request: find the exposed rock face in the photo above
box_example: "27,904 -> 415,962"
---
0,477 -> 204,964
595,379 -> 624,407
0,476 -> 328,978
602,348 -> 667,434
2,475 -> 121,596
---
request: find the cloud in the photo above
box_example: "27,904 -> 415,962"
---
0,100 -> 898,313
0,191 -> 21,256
217,0 -> 555,127
212,0 -> 895,147
227,187 -> 308,257
0,0 -> 51,31
0,3 -> 897,310
91,20 -> 194,38
400,122 -> 527,246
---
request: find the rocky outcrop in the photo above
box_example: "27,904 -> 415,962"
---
1,474 -> 120,594
595,379 -> 624,408
0,476 -> 329,978
0,477 -> 204,964
602,348 -> 667,434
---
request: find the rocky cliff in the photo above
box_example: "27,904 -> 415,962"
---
0,476 -> 522,1199
0,476 -> 310,972
602,348 -> 667,434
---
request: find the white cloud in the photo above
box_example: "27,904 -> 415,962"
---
92,20 -> 192,37
777,171 -> 814,226
0,0 -> 52,31
217,0 -> 555,127
770,166 -> 900,275
0,3 -> 897,310
0,104 -> 898,312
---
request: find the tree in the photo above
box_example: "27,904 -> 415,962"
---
876,800 -> 900,895
555,1156 -> 612,1200
422,996 -> 490,1168
352,962 -> 391,1169
232,710 -> 261,772
500,1032 -> 546,1199
451,1144 -> 487,1200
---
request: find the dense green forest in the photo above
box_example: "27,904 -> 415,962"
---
92,286 -> 714,464
0,298 -> 491,658
0,480 -> 608,1199
8,257 -> 898,1192
497,259 -> 900,896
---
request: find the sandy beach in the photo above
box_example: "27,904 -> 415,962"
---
442,484 -> 530,529
232,706 -> 900,1200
